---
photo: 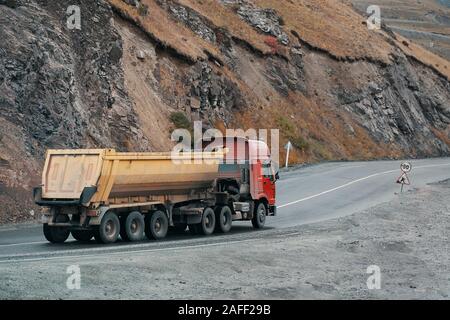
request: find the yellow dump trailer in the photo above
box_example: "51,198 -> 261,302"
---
36,149 -> 223,206
35,141 -> 277,244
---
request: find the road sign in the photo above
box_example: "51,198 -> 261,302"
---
284,141 -> 292,150
396,173 -> 410,186
284,141 -> 292,168
400,162 -> 412,173
398,162 -> 412,192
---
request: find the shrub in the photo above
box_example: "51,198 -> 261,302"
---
137,4 -> 149,16
276,116 -> 310,151
264,36 -> 280,55
290,136 -> 309,151
170,112 -> 192,131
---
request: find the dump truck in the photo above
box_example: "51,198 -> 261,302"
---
34,137 -> 278,244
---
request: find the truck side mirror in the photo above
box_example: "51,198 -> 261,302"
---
275,172 -> 280,180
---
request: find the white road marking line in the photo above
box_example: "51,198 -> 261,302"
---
278,162 -> 450,209
0,233 -> 257,259
0,238 -> 258,264
1,162 -> 449,263
0,241 -> 46,247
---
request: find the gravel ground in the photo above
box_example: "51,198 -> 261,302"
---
0,181 -> 449,300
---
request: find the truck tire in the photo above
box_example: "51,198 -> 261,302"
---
120,211 -> 145,242
71,230 -> 93,242
43,214 -> 70,243
199,207 -> 216,236
252,202 -> 267,229
43,224 -> 70,243
94,211 -> 120,244
214,206 -> 232,233
145,210 -> 168,240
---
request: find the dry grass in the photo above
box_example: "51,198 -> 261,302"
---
177,0 -> 273,54
394,33 -> 450,81
108,0 -> 224,62
255,0 -> 395,63
177,0 -> 396,63
109,0 -> 450,80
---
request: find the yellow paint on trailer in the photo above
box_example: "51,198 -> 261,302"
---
40,149 -> 224,207
42,149 -> 105,199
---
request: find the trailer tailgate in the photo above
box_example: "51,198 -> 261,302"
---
42,149 -> 105,199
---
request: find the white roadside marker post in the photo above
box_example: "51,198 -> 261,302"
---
285,141 -> 292,168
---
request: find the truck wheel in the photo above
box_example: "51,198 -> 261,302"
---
94,211 -> 120,244
71,230 -> 93,242
252,202 -> 267,229
199,207 -> 216,236
145,211 -> 168,240
215,206 -> 232,233
43,214 -> 70,243
43,224 -> 70,243
121,211 -> 145,242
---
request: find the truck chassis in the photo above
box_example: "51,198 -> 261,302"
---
37,180 -> 276,244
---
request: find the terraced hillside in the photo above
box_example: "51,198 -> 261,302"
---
351,0 -> 450,60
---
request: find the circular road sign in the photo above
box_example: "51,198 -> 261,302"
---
400,162 -> 412,173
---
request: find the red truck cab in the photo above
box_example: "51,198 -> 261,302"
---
204,136 -> 278,217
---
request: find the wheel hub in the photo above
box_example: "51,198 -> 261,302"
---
131,220 -> 138,233
155,219 -> 161,232
105,220 -> 115,236
259,208 -> 265,223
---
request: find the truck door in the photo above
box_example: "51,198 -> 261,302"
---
262,160 -> 276,206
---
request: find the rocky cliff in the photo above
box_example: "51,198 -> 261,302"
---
0,0 -> 449,223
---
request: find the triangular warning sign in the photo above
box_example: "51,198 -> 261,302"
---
396,173 -> 410,185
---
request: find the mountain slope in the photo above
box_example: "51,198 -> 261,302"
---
0,0 -> 449,222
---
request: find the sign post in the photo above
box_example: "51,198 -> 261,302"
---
397,162 -> 412,192
284,141 -> 292,168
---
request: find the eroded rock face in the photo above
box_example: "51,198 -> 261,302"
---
336,57 -> 450,156
187,62 -> 244,123
165,0 -> 217,44
1,0 -> 147,155
221,0 -> 289,45
0,0 -> 148,222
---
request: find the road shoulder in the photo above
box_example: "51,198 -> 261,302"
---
1,181 -> 449,299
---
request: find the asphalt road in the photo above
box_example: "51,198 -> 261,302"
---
1,158 -> 450,263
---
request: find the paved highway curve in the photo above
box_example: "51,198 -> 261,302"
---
0,158 -> 449,263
